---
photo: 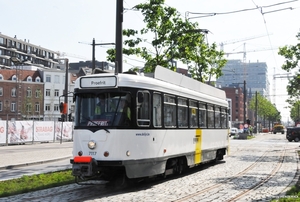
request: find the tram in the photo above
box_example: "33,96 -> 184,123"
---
70,66 -> 229,183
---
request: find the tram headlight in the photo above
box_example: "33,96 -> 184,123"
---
88,140 -> 96,150
126,150 -> 130,156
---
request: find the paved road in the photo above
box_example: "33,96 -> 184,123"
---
0,141 -> 73,181
1,133 -> 300,202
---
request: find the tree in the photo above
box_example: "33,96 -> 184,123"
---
278,32 -> 300,99
249,92 -> 281,123
289,100 -> 300,122
107,0 -> 226,82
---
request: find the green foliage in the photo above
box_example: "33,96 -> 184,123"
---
278,32 -> 300,100
249,92 -> 281,121
289,100 -> 300,122
106,0 -> 227,82
0,170 -> 74,198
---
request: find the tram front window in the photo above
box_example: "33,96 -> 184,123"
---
75,93 -> 132,127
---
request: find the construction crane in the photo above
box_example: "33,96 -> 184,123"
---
219,34 -> 271,52
57,51 -> 89,61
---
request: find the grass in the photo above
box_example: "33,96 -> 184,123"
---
0,169 -> 74,198
1,150 -> 300,200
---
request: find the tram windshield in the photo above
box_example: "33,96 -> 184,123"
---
74,92 -> 131,127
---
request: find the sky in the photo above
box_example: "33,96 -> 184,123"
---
1,0 -> 299,123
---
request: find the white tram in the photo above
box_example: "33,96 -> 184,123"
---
71,66 -> 229,182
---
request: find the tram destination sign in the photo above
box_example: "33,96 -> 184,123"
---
80,76 -> 117,88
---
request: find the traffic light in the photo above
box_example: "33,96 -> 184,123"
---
59,102 -> 67,114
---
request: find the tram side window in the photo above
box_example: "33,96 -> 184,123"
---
221,108 -> 228,128
137,91 -> 150,127
164,95 -> 176,128
189,100 -> 198,128
215,106 -> 221,128
153,92 -> 162,127
178,97 -> 188,128
199,103 -> 207,128
207,105 -> 214,128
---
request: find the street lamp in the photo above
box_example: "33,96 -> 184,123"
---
10,56 -> 24,120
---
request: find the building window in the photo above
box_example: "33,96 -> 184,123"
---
54,89 -> 59,97
12,75 -> 17,81
45,104 -> 50,111
35,89 -> 41,98
54,75 -> 60,83
46,75 -> 51,83
36,77 -> 41,82
0,101 -> 2,111
0,87 -> 3,96
54,104 -> 59,111
11,88 -> 16,97
46,89 -> 50,96
0,74 -> 3,80
27,76 -> 32,82
27,89 -> 32,97
26,103 -> 32,112
35,103 -> 40,112
11,102 -> 16,112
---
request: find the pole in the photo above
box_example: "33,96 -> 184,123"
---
92,38 -> 95,72
255,91 -> 258,134
116,0 -> 123,73
64,59 -> 69,122
243,80 -> 246,124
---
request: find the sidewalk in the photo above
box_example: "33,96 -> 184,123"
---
0,141 -> 73,170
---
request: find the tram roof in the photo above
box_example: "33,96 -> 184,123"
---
75,66 -> 227,107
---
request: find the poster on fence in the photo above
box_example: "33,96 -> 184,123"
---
34,121 -> 54,142
0,121 -> 6,144
8,121 -> 33,144
55,122 -> 73,141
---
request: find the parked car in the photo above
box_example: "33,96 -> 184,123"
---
286,127 -> 300,142
230,127 -> 238,137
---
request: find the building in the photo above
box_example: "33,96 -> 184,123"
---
0,67 -> 77,121
69,61 -> 115,73
0,33 -> 81,121
222,87 -> 245,125
0,69 -> 44,121
0,33 -> 60,69
216,59 -> 270,97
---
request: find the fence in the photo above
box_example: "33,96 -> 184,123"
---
0,120 -> 73,145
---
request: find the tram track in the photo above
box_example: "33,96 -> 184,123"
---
173,147 -> 287,202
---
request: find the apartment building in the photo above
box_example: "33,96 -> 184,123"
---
0,33 -> 60,69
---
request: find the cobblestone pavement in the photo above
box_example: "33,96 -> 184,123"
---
1,133 -> 299,202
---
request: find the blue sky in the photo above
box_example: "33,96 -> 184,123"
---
1,0 -> 299,122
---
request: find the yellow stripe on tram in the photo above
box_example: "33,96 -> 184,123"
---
195,129 -> 202,164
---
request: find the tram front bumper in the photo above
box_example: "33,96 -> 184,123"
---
71,156 -> 97,177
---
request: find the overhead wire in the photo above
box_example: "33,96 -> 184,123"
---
186,0 -> 299,19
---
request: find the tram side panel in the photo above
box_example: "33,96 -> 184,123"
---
72,128 -> 228,179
